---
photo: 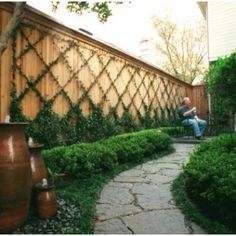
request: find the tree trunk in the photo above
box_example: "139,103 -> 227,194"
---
0,2 -> 26,56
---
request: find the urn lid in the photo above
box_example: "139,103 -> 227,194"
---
28,143 -> 44,149
36,178 -> 54,190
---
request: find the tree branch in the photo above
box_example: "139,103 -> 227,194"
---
152,16 -> 207,83
0,2 -> 26,56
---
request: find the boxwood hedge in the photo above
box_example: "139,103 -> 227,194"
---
43,129 -> 172,179
183,133 -> 236,231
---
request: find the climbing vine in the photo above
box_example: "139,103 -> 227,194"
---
9,21 -> 182,148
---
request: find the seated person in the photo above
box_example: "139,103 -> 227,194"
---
178,97 -> 207,140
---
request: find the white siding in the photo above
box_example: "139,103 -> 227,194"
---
208,2 -> 236,61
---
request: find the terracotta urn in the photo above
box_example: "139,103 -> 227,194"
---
35,179 -> 57,219
28,143 -> 47,187
0,123 -> 32,233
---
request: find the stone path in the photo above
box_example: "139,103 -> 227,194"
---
94,143 -> 206,234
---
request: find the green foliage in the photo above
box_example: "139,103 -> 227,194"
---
183,134 -> 236,232
52,1 -> 116,23
152,109 -> 161,127
10,20 -> 183,148
91,2 -> 112,22
61,143 -> 117,178
85,105 -> 111,142
9,90 -> 28,122
73,106 -> 89,143
25,101 -> 64,148
9,21 -> 181,147
205,51 -> 236,130
58,106 -> 85,145
160,109 -> 168,126
102,129 -> 172,163
172,173 -> 233,234
106,107 -> 122,136
43,129 -> 172,179
159,126 -> 185,137
10,96 -> 180,148
138,105 -> 153,128
119,108 -> 138,133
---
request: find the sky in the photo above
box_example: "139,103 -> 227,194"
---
27,0 -> 204,63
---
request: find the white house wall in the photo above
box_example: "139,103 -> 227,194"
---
208,2 -> 236,61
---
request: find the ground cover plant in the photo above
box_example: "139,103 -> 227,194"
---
172,133 -> 236,233
14,198 -> 81,234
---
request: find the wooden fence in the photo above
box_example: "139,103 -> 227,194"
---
0,3 -> 208,123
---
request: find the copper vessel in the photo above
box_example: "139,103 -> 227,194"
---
29,144 -> 47,187
0,123 -> 32,233
36,181 -> 57,219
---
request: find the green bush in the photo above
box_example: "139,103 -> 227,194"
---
118,108 -> 138,133
85,106 -> 109,142
183,134 -> 236,231
26,102 -> 64,148
138,106 -> 153,128
59,116 -> 78,145
102,129 -> 171,163
43,129 -> 172,178
159,126 -> 185,137
205,51 -> 236,131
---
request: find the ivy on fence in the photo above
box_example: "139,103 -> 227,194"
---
9,21 -> 184,148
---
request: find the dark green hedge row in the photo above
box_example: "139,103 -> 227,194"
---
159,126 -> 185,137
43,129 -> 172,179
183,134 -> 236,231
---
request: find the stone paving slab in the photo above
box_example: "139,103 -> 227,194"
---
94,143 -> 206,234
134,185 -> 174,210
97,186 -> 134,205
96,203 -> 142,221
95,218 -> 131,234
146,173 -> 174,185
106,181 -> 133,189
113,175 -> 150,184
118,169 -> 145,177
122,209 -> 189,234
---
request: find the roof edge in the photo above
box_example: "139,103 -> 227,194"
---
0,2 -> 193,87
197,1 -> 207,19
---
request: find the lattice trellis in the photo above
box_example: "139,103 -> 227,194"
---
11,21 -> 189,121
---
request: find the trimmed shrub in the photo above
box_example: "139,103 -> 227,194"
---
204,51 -> 236,131
102,129 -> 171,163
43,129 -> 172,178
183,134 -> 236,231
159,126 -> 185,137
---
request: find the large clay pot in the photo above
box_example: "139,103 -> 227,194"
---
35,181 -> 57,219
29,144 -> 47,187
0,123 -> 32,233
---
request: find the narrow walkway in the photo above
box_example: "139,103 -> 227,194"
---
94,143 -> 206,234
